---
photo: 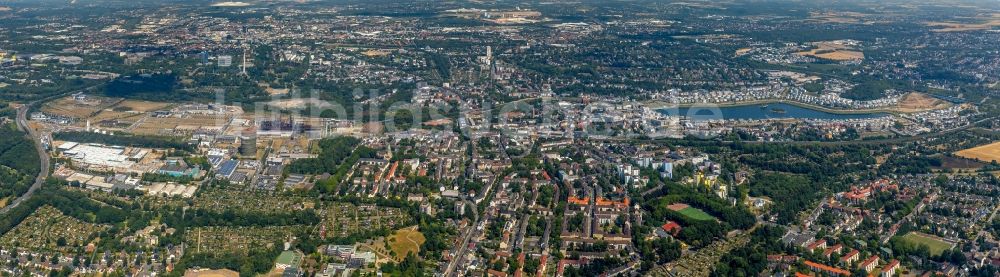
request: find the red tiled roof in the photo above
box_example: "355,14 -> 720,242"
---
804,260 -> 851,276
488,269 -> 508,277
840,249 -> 860,262
568,197 -> 589,205
860,255 -> 880,268
595,197 -> 629,207
823,244 -> 843,256
807,239 -> 827,250
882,259 -> 900,273
661,221 -> 682,234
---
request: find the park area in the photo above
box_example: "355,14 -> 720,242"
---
387,227 -> 425,260
955,141 -> 1000,163
667,203 -> 717,221
360,226 -> 426,262
899,231 -> 955,256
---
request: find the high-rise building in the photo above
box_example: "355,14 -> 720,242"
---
239,130 -> 256,157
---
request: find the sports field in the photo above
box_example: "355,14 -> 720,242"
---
275,250 -> 303,267
899,232 -> 954,256
667,203 -> 716,221
679,207 -> 716,221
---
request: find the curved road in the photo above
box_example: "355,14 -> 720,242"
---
0,105 -> 50,214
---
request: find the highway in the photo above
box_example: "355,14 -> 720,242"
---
0,105 -> 51,214
0,86 -> 101,214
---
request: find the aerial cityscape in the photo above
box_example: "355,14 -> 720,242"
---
2,0 -> 1000,276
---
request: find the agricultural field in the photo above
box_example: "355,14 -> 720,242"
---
667,203 -> 717,221
925,14 -> 1000,32
807,11 -> 873,24
0,205 -> 108,252
955,141 -> 1000,163
899,232 -> 955,256
185,225 -> 300,255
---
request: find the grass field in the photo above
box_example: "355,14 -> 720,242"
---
39,97 -> 175,132
678,207 -> 716,221
41,96 -> 120,119
955,141 -> 1000,163
362,226 -> 426,262
900,232 -> 954,256
387,226 -> 425,260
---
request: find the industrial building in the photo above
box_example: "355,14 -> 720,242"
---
58,142 -> 140,172
139,182 -> 198,198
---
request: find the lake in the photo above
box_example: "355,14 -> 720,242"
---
658,103 -> 887,120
